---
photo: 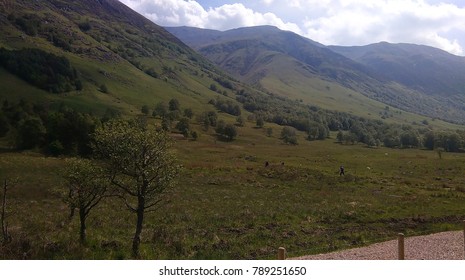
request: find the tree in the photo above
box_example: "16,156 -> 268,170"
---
99,84 -> 108,93
209,83 -> 217,91
63,158 -> 107,244
423,131 -> 435,150
281,126 -> 298,145
400,131 -> 419,148
0,113 -> 9,137
93,119 -> 181,258
168,98 -> 180,111
152,102 -> 167,118
256,117 -> 264,128
266,127 -> 273,137
16,117 -> 46,149
198,111 -> 217,131
161,117 -> 171,131
1,179 -> 15,244
236,115 -> 245,127
223,124 -> 237,141
183,108 -> 194,119
336,130 -> 344,143
191,131 -> 199,141
175,117 -> 190,137
215,120 -> 225,135
141,105 -> 150,116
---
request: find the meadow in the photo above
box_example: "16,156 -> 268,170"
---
1,122 -> 465,260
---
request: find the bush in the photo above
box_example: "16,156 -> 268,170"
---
48,140 -> 64,156
281,126 -> 298,145
78,21 -> 92,32
99,84 -> 109,93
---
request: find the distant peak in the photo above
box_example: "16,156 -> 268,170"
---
231,25 -> 280,32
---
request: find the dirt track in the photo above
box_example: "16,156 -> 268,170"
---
292,231 -> 464,260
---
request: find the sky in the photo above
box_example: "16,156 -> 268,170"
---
119,0 -> 465,56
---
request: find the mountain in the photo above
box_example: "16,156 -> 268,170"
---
0,0 -> 238,115
167,26 -> 465,124
328,42 -> 465,97
2,1 -> 465,127
167,25 -> 377,85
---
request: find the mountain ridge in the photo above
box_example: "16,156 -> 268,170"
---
328,42 -> 465,97
167,25 -> 465,124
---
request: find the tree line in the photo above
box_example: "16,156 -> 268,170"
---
235,89 -> 465,151
0,48 -> 82,93
149,98 -> 238,141
0,100 -> 98,156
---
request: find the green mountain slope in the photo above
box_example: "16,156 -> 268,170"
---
0,0 -> 238,115
167,26 -> 465,125
329,42 -> 465,97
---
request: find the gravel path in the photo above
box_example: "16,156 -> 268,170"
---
292,231 -> 464,260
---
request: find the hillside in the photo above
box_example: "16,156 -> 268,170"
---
0,0 -> 239,115
329,42 -> 465,97
167,26 -> 465,125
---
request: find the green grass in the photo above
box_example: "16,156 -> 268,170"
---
260,60 -> 464,131
1,121 -> 465,259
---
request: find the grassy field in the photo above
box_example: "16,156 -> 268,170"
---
1,120 -> 465,260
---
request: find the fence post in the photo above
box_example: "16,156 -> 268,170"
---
463,220 -> 465,260
278,247 -> 286,260
398,233 -> 405,260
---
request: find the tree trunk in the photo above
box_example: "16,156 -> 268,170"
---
69,206 -> 75,221
132,196 -> 145,258
1,179 -> 10,244
79,208 -> 87,244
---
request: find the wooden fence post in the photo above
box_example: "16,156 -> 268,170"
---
278,247 -> 286,260
398,233 -> 405,260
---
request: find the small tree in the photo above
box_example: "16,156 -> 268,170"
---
215,120 -> 225,135
63,158 -> 108,244
256,117 -> 264,128
141,105 -> 150,116
16,117 -> 46,150
152,102 -> 167,118
168,98 -> 180,111
93,119 -> 181,258
99,84 -> 108,93
183,108 -> 194,119
161,117 -> 171,131
191,131 -> 199,141
281,126 -> 298,145
175,117 -> 190,137
236,116 -> 245,127
266,127 -> 273,137
223,124 -> 237,141
336,130 -> 344,143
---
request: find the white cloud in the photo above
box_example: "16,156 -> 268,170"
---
120,0 -> 208,27
205,3 -> 301,32
120,0 -> 301,33
261,0 -> 274,5
300,0 -> 465,54
119,0 -> 465,55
